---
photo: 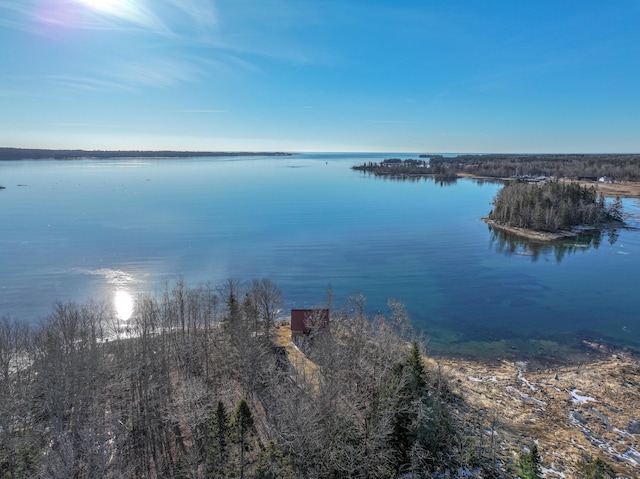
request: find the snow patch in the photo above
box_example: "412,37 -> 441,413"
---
622,447 -> 640,466
468,376 -> 497,383
517,371 -> 537,391
570,388 -> 596,404
506,386 -> 546,406
541,466 -> 566,478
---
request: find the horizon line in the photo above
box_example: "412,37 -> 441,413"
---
2,146 -> 640,156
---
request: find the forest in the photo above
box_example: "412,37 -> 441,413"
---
487,180 -> 624,233
0,279 -> 620,478
353,154 -> 640,182
0,148 -> 290,161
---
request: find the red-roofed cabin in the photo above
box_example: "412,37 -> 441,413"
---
290,308 -> 330,339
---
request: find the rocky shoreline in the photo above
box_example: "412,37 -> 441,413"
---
482,218 -> 580,242
481,217 -> 630,243
432,353 -> 640,478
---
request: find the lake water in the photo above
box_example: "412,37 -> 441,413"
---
2,153 -> 639,362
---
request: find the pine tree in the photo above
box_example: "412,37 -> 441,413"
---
227,290 -> 240,324
608,196 -> 624,222
233,398 -> 256,479
576,457 -> 616,479
407,341 -> 427,393
254,440 -> 294,479
206,401 -> 230,478
518,444 -> 542,479
388,342 -> 439,474
242,292 -> 259,335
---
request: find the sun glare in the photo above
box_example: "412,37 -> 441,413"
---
115,290 -> 134,321
75,0 -> 126,15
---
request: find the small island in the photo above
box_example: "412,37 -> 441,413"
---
484,180 -> 626,241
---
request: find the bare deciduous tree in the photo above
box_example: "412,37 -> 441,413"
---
251,278 -> 283,336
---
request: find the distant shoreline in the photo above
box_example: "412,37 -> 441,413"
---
354,154 -> 640,198
0,147 -> 292,161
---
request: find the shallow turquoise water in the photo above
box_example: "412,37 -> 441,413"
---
1,153 -> 639,360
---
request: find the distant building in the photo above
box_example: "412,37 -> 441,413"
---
290,308 -> 330,339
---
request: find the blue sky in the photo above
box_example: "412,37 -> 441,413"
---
1,0 -> 639,152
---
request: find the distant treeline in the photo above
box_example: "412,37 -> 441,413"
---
0,147 -> 291,161
488,180 -> 623,232
354,154 -> 640,182
352,158 -> 456,180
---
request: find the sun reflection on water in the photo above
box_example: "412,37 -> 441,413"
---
114,290 -> 134,321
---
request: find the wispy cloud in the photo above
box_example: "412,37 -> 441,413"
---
165,0 -> 218,30
0,0 -> 214,38
175,109 -> 227,113
0,2 -> 44,32
0,0 -> 316,69
189,53 -> 261,81
465,54 -> 580,94
109,59 -> 201,88
0,2 -> 36,18
0,18 -> 29,32
48,56 -> 203,93
192,1 -> 334,64
77,0 -> 172,33
367,120 -> 416,124
0,87 -> 40,99
51,122 -> 120,128
48,74 -> 137,93
54,0 -> 174,36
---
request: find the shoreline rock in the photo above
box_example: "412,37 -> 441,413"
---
482,218 -> 579,241
434,353 -> 640,477
482,218 -> 628,242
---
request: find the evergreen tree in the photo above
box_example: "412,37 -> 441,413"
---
488,180 -> 622,232
387,363 -> 417,472
242,293 -> 259,335
518,444 -> 542,479
219,279 -> 243,326
206,401 -> 230,478
387,341 -> 453,475
254,441 -> 294,479
576,457 -> 616,479
232,399 -> 256,479
407,341 -> 427,393
227,290 -> 240,324
608,196 -> 624,222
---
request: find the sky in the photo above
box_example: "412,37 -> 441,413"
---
1,0 -> 639,153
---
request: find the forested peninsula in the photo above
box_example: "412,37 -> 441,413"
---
353,153 -> 640,182
0,147 -> 291,161
354,154 -> 639,240
2,279 -> 637,478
